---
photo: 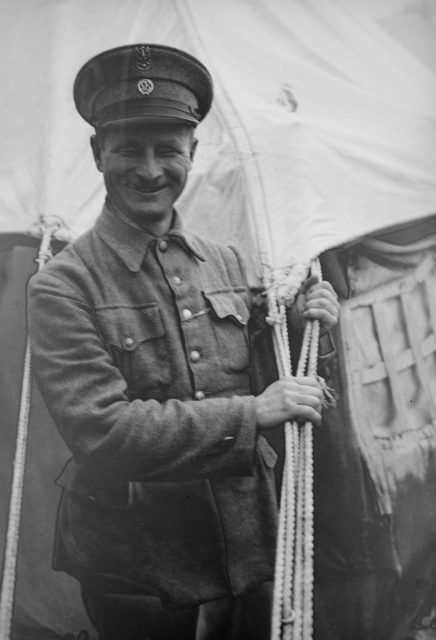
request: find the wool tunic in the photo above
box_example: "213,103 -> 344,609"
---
28,204 -> 278,608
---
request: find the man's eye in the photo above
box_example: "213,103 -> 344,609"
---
117,146 -> 138,156
157,147 -> 179,157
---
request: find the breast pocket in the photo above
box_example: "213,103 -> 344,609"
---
95,304 -> 172,392
204,290 -> 250,372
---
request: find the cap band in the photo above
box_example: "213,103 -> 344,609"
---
94,98 -> 201,126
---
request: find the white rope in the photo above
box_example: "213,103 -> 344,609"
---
269,258 -> 322,640
0,219 -> 62,640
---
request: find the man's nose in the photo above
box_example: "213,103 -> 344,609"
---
134,152 -> 163,181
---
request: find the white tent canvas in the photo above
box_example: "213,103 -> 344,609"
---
1,0 -> 435,283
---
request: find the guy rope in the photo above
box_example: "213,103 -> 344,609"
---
0,218 -> 66,640
267,258 -> 323,640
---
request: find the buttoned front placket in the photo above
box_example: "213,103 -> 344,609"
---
154,235 -> 241,594
153,235 -> 213,403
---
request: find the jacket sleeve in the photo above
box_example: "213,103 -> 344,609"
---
27,270 -> 258,483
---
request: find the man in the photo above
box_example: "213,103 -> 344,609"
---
28,44 -> 339,640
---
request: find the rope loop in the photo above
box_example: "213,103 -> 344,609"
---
263,262 -> 310,308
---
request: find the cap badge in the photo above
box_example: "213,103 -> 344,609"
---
135,45 -> 152,71
137,79 -> 154,95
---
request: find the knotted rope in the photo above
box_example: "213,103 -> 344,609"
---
267,258 -> 323,640
0,218 -> 65,640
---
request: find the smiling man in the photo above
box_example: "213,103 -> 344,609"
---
91,121 -> 197,234
28,45 -> 339,640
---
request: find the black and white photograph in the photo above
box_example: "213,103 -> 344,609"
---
0,1 -> 435,638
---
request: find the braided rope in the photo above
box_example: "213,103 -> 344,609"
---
0,220 -> 62,640
270,298 -> 294,640
269,259 -> 322,640
299,261 -> 322,638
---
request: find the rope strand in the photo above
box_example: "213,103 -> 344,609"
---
0,219 -> 62,640
269,258 -> 322,640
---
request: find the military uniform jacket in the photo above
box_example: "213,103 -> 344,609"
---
28,204 -> 278,608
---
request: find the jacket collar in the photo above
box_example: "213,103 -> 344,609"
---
95,201 -> 206,272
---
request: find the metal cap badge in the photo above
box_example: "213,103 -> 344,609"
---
137,79 -> 154,95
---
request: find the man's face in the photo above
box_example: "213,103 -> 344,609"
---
91,120 -> 197,230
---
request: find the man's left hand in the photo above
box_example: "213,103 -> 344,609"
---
300,276 -> 340,330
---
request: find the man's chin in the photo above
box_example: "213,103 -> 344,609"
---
124,206 -> 173,229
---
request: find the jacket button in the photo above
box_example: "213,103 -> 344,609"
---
221,436 -> 235,449
182,309 -> 193,320
124,337 -> 134,347
158,240 -> 168,252
190,350 -> 201,362
194,390 -> 205,400
172,276 -> 182,286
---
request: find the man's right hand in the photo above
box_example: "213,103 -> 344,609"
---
255,377 -> 323,430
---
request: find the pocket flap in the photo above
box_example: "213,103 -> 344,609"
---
204,291 -> 250,326
56,459 -> 130,507
96,305 -> 164,350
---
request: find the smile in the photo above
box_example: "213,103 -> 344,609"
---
125,182 -> 167,195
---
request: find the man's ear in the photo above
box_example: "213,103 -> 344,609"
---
189,137 -> 198,165
90,134 -> 103,172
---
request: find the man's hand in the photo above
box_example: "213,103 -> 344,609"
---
255,376 -> 323,430
299,276 -> 340,330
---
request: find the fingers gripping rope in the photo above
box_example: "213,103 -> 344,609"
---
268,258 -> 322,640
0,218 -> 66,640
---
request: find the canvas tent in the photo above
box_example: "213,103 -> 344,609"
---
1,0 -> 436,638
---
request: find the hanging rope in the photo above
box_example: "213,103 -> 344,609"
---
0,218 -> 64,640
268,258 -> 323,640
